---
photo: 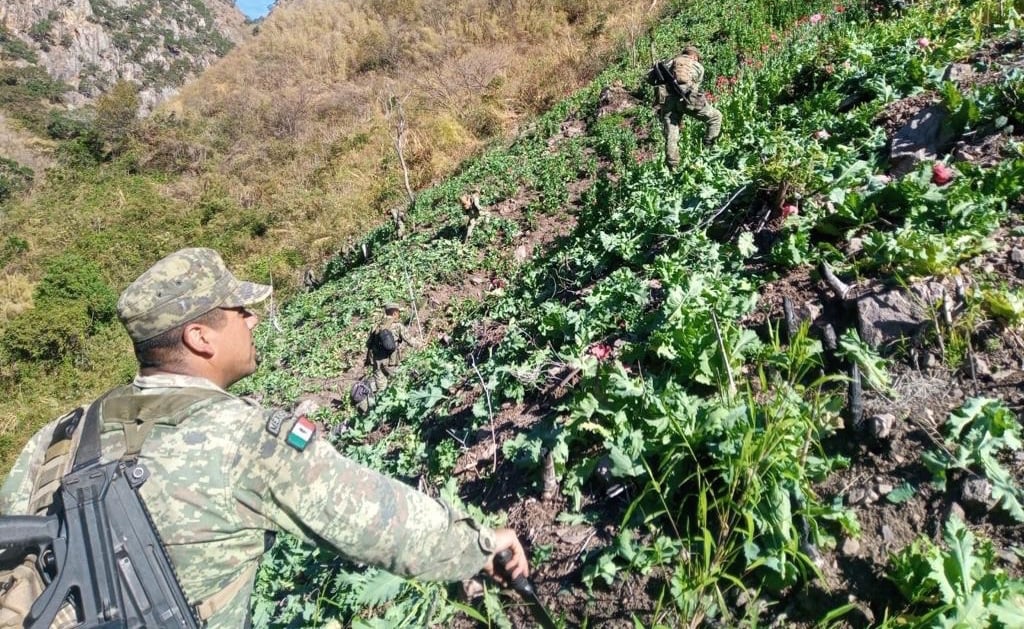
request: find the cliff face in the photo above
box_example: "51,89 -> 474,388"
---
0,0 -> 248,112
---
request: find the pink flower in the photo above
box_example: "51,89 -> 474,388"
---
917,37 -> 931,49
835,4 -> 846,12
810,13 -> 824,24
932,162 -> 954,186
588,343 -> 613,361
812,129 -> 831,140
770,32 -> 779,42
781,203 -> 799,218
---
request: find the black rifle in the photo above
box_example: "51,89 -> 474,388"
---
650,60 -> 692,100
0,401 -> 200,628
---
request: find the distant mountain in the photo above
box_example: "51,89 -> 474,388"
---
0,0 -> 249,113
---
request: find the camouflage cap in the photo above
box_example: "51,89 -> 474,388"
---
117,247 -> 272,343
383,302 -> 402,313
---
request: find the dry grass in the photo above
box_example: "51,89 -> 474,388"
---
144,0 -> 657,275
0,272 -> 33,323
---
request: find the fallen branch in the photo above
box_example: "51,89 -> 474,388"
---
820,261 -> 853,301
470,351 -> 497,474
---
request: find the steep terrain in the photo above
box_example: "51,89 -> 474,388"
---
234,1 -> 1024,626
0,0 -> 248,112
2,0 -> 1024,627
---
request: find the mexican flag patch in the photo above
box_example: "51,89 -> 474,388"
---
286,415 -> 316,451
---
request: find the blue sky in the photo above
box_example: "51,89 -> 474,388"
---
236,0 -> 273,19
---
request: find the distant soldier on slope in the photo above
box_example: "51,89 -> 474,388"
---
365,301 -> 421,392
460,193 -> 487,243
647,45 -> 723,170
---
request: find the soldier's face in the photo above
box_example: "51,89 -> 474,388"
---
212,306 -> 261,386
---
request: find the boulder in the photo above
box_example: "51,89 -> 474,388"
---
856,281 -> 947,348
597,81 -> 640,117
889,105 -> 958,177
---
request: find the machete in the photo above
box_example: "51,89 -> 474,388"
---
495,549 -> 558,629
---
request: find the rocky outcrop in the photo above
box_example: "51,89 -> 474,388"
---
0,0 -> 248,113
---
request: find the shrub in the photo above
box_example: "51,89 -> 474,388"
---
34,254 -> 118,327
0,158 -> 34,204
1,300 -> 92,362
94,80 -> 141,156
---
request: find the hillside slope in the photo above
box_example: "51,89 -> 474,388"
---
2,0 -> 1024,626
235,0 -> 1024,626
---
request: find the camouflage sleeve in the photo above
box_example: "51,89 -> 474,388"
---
398,322 -> 422,349
0,421 -> 59,515
693,60 -> 706,88
233,409 -> 493,581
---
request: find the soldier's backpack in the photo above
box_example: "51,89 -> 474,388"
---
0,387 -> 255,628
370,328 -> 398,357
350,379 -> 373,406
647,60 -> 691,99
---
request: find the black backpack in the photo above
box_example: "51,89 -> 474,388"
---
350,379 -> 372,405
371,328 -> 397,357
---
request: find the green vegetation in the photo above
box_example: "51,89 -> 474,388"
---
3,0 -> 1024,625
0,26 -> 38,63
0,158 -> 33,205
237,0 -> 1024,624
888,517 -> 1024,627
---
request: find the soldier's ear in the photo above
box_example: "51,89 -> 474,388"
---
182,321 -> 216,358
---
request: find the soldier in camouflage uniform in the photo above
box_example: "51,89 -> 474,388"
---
650,45 -> 723,170
0,248 -> 527,627
365,301 -> 421,393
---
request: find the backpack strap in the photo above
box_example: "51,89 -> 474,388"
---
26,408 -> 86,515
89,387 -> 230,459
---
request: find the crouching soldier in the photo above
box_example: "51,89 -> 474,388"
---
648,45 -> 723,169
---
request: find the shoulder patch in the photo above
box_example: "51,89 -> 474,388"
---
286,415 -> 316,452
265,409 -> 290,437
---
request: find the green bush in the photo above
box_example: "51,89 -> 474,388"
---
0,158 -> 33,204
94,80 -> 141,156
0,26 -> 37,63
34,254 -> 118,327
46,109 -> 96,140
1,300 -> 92,362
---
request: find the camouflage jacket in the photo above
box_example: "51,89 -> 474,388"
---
0,373 -> 494,626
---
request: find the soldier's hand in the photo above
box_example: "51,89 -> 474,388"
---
484,528 -> 529,584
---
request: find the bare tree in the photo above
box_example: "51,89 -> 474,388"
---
382,93 -> 416,205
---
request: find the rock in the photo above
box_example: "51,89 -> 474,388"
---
960,476 -> 992,512
293,397 -> 324,418
0,0 -> 246,113
880,525 -> 896,544
856,281 -> 947,348
890,105 -> 958,177
948,501 -> 966,522
942,63 -> 976,85
876,482 -> 894,496
841,537 -> 861,556
848,487 -> 868,506
1010,248 -> 1024,264
971,355 -> 991,377
920,350 -> 939,370
847,237 -> 864,255
997,549 -> 1020,567
597,81 -> 640,117
868,413 -> 896,440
